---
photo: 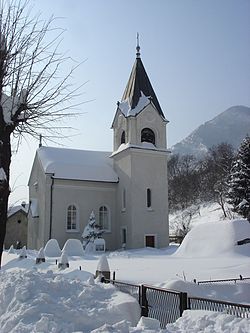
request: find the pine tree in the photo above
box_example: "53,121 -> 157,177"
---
227,135 -> 250,221
82,211 -> 104,248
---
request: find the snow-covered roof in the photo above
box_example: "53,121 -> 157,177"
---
37,147 -> 118,183
121,55 -> 165,119
111,142 -> 169,157
118,92 -> 151,117
8,204 -> 28,218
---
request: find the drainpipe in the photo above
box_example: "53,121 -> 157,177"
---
49,175 -> 54,240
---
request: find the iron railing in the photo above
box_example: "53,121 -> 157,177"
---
189,296 -> 250,319
141,285 -> 188,328
106,278 -> 250,328
106,279 -> 141,303
197,277 -> 250,285
106,280 -> 188,327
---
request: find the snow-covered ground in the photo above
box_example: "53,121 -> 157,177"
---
1,212 -> 250,332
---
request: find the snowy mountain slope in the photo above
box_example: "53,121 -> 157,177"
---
172,105 -> 250,157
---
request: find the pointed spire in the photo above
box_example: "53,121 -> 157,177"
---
121,38 -> 165,119
136,32 -> 140,58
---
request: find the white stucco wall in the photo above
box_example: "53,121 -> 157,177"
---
113,147 -> 169,249
112,104 -> 167,150
50,179 -> 117,250
112,103 -> 169,249
28,155 -> 50,249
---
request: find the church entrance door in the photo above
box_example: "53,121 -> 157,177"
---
145,235 -> 155,248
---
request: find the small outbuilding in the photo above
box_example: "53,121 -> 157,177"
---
5,202 -> 28,249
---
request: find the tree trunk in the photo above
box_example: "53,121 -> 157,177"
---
0,128 -> 11,268
217,192 -> 227,218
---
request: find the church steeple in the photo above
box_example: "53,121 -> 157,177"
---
112,39 -> 168,152
121,37 -> 165,119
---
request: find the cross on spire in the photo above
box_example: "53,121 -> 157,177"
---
136,32 -> 140,58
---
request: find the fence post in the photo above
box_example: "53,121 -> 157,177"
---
141,285 -> 149,317
179,292 -> 188,316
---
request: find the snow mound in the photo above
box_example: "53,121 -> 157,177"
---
166,310 -> 250,333
0,269 -> 140,333
62,239 -> 84,256
44,239 -> 61,257
159,279 -> 207,298
97,254 -> 110,271
136,316 -> 161,330
175,219 -> 250,258
159,279 -> 250,304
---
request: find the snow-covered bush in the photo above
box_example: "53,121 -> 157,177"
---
62,239 -> 84,256
8,245 -> 15,254
96,254 -> 110,281
19,246 -> 27,259
44,239 -> 61,257
36,248 -> 45,264
58,250 -> 69,269
82,211 -> 104,250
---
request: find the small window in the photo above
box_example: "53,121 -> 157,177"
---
122,188 -> 126,211
67,205 -> 78,230
141,128 -> 155,145
121,227 -> 127,244
99,206 -> 110,231
17,219 -> 21,224
121,131 -> 126,144
147,188 -> 152,208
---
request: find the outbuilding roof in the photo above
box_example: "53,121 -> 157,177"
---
8,204 -> 28,218
37,147 -> 118,183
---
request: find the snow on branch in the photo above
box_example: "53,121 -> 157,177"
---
0,0 -> 85,143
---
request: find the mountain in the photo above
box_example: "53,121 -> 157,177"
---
171,105 -> 250,157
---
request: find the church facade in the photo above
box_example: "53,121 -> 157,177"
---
28,45 -> 170,251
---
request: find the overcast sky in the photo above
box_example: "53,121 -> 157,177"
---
10,0 -> 250,205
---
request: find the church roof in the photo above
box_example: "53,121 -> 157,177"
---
121,48 -> 165,119
37,147 -> 118,183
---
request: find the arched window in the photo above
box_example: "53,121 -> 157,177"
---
99,206 -> 110,231
147,188 -> 152,208
141,128 -> 155,145
67,205 -> 78,230
121,131 -> 126,144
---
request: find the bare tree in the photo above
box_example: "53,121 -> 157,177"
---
168,154 -> 200,211
0,0 -> 82,267
202,143 -> 235,216
170,205 -> 200,241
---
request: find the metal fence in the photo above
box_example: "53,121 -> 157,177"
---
106,278 -> 250,328
197,276 -> 250,285
141,285 -> 187,328
189,296 -> 250,319
106,279 -> 141,302
107,280 -> 188,327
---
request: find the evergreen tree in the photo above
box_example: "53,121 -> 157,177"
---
227,135 -> 250,221
82,211 -> 104,248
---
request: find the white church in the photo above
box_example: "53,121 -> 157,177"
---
28,43 -> 170,251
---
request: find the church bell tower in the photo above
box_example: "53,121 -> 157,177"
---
111,37 -> 169,249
